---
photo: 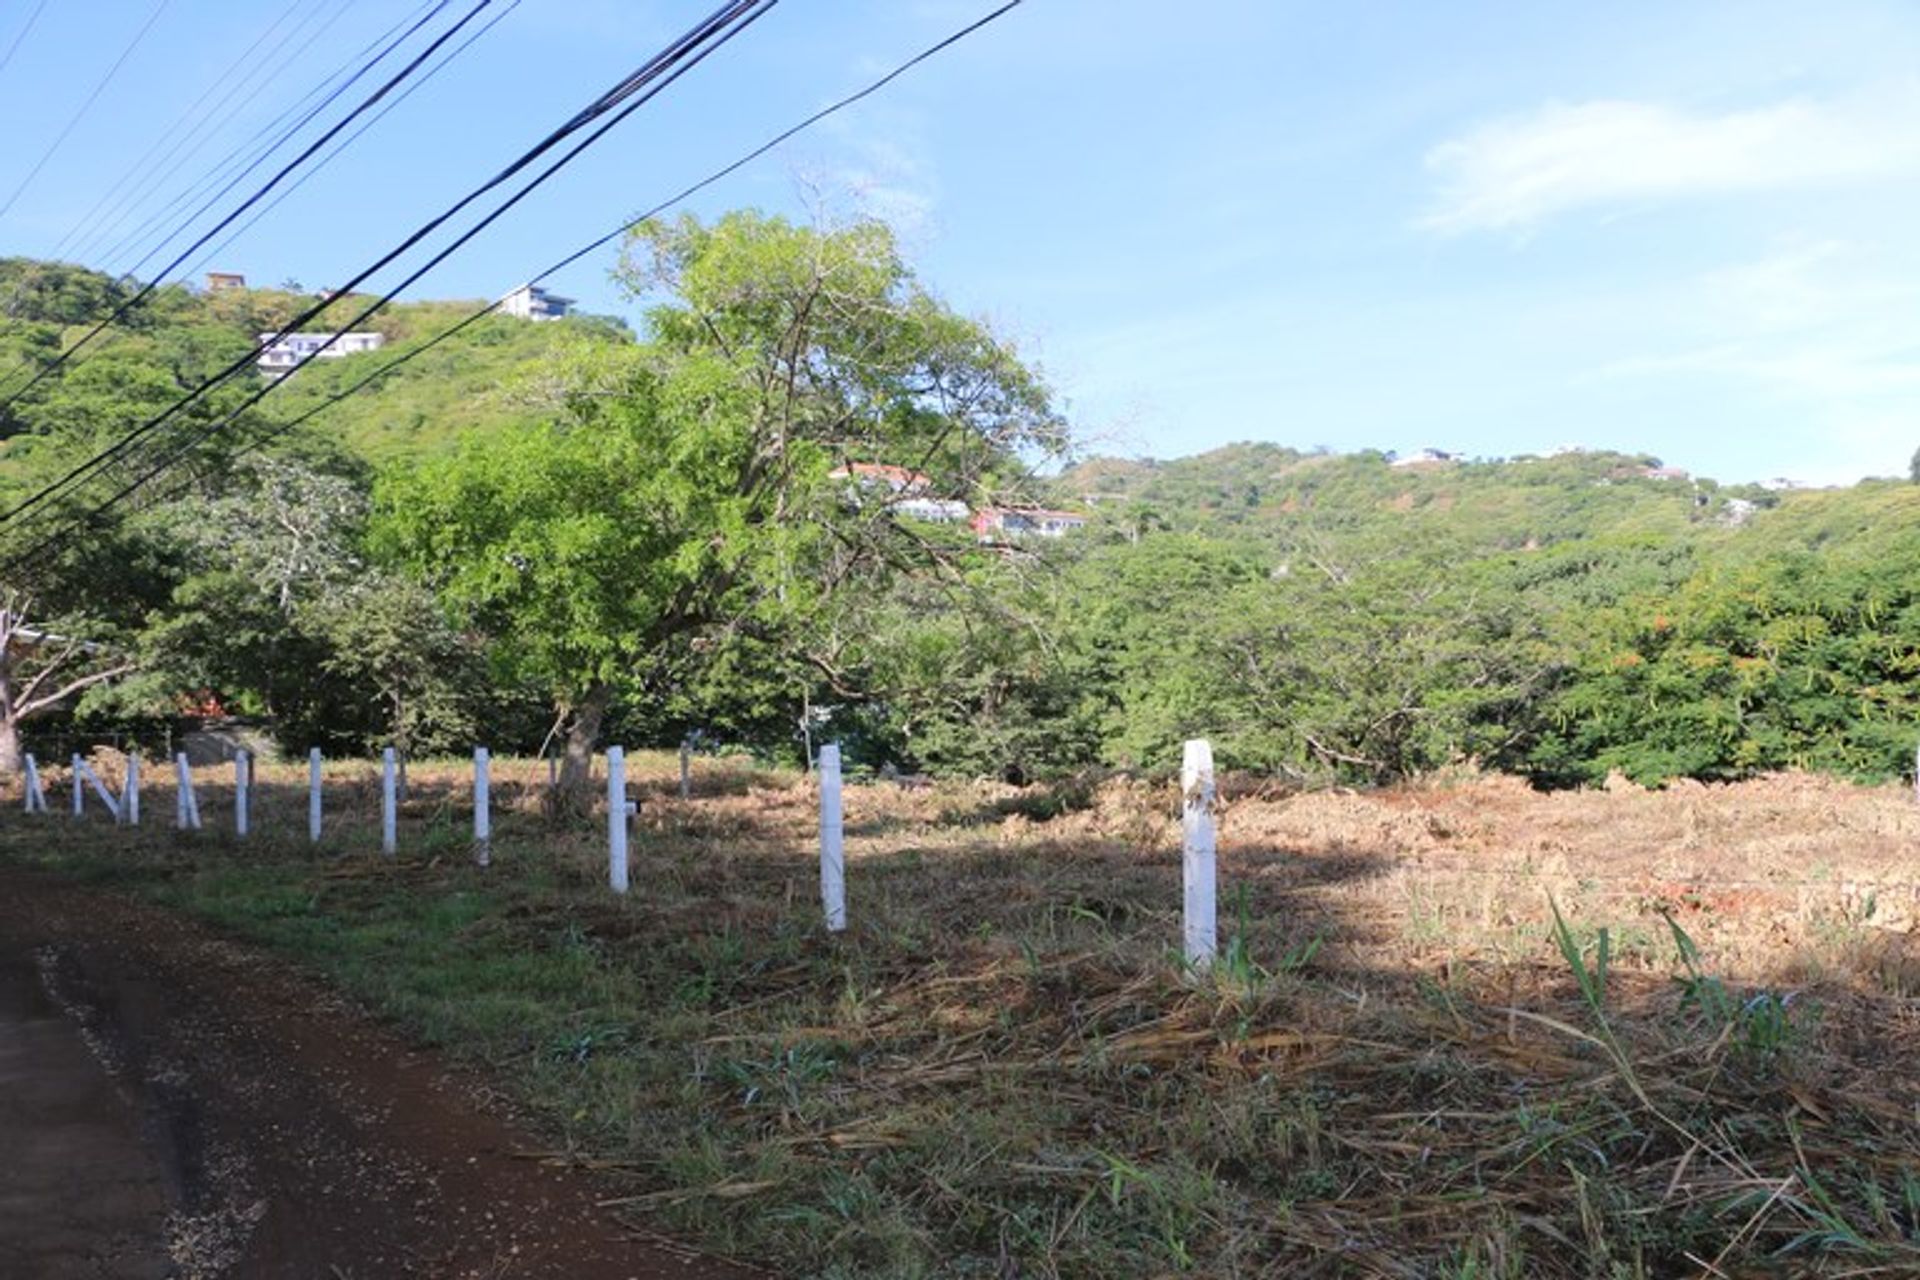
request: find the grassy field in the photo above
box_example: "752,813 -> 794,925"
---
5,752 -> 1920,1278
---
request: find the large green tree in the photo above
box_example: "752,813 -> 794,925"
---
376,211 -> 1064,806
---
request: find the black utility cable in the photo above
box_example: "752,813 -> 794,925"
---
180,0 -> 525,290
64,0 -> 779,521
87,0 -> 426,278
0,0 -> 476,413
0,0 -> 53,82
0,0 -> 172,219
84,1 -> 393,273
96,1 -> 1029,519
0,0 -> 770,532
50,0 -> 313,264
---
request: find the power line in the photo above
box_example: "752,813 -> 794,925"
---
0,0 -> 52,82
67,1 -> 783,520
0,0 -> 478,414
108,0 -> 463,289
0,0 -> 173,220
50,0 -> 321,265
86,1 -> 1032,520
0,0 -> 777,544
85,0 -> 426,278
179,0 -> 525,290
80,1 -> 378,273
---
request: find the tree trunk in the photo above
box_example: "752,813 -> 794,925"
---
0,713 -> 21,778
548,681 -> 611,821
0,649 -> 19,777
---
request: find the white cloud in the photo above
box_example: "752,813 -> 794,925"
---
1593,238 -> 1920,400
1422,83 -> 1920,233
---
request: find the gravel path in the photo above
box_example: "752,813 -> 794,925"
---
0,867 -> 768,1280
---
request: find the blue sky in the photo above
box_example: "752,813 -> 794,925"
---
3,1 -> 1918,485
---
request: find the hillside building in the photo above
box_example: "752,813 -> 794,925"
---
256,330 -> 385,378
204,271 -> 246,292
970,507 -> 1088,539
500,282 -> 574,321
828,463 -> 969,523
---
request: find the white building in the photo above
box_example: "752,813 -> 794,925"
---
827,464 -> 970,523
256,331 -> 385,378
500,283 -> 574,321
970,507 -> 1088,539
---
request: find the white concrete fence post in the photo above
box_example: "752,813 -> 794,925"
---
473,746 -> 491,868
174,753 -> 201,831
71,753 -> 83,818
607,746 -> 629,894
1182,738 -> 1218,973
308,747 -> 323,844
22,753 -> 45,814
75,757 -> 119,822
819,743 -> 846,933
123,752 -> 140,826
234,750 -> 249,839
679,739 -> 691,801
381,747 -> 398,857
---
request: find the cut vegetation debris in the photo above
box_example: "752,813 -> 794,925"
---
6,753 -> 1920,1278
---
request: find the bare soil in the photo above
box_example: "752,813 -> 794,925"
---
0,867 -> 768,1280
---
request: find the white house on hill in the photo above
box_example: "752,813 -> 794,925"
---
500,283 -> 574,321
256,330 -> 385,378
970,507 -> 1088,539
827,463 -> 969,523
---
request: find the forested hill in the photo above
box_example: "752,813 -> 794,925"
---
0,258 -> 630,466
1055,441 -> 1778,552
1036,441 -> 1920,789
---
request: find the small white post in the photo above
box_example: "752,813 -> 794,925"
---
547,754 -> 557,794
76,760 -> 119,821
819,743 -> 846,933
72,753 -> 83,817
679,739 -> 691,801
1181,738 -> 1218,973
234,750 -> 250,838
123,752 -> 140,826
175,754 -> 189,829
23,753 -> 44,813
473,746 -> 491,867
174,753 -> 201,831
607,746 -> 629,894
308,747 -> 323,843
381,746 -> 397,857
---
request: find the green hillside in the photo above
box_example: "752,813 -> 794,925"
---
0,259 -> 630,464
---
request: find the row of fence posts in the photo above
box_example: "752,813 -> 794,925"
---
21,736 -> 1225,970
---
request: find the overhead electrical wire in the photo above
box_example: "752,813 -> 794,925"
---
83,1 -> 393,274
49,0 -> 316,266
27,0 -> 1029,552
0,0 -> 173,220
179,0 -> 525,290
0,0 -> 52,83
87,0 -> 434,278
0,0 -> 481,412
106,0 -> 465,291
0,0 -> 777,543
51,0 -> 337,270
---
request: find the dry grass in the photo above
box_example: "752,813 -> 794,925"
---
6,752 -> 1920,1278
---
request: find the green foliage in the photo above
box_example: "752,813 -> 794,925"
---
374,211 -> 1064,762
3,248 -> 1918,791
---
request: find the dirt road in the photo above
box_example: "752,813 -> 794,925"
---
0,868 -> 766,1280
